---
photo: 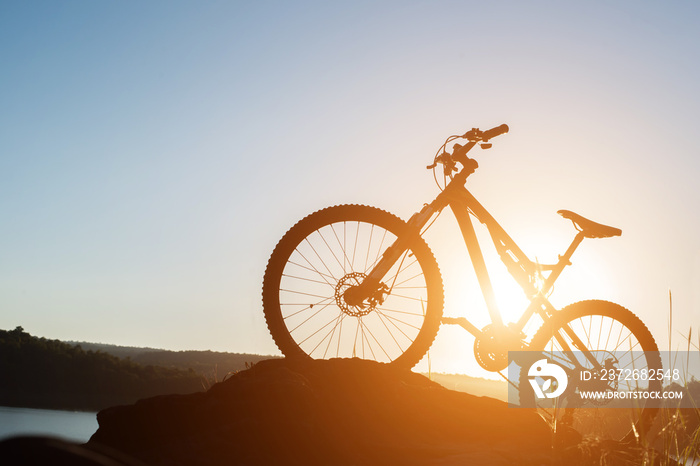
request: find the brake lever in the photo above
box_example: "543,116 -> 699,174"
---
462,128 -> 483,141
426,152 -> 454,171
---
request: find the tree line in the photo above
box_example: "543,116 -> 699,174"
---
0,327 -> 204,411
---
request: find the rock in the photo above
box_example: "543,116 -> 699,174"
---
87,358 -> 553,465
0,436 -> 148,466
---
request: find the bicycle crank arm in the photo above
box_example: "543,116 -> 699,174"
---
441,317 -> 483,338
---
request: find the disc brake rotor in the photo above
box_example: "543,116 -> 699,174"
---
335,272 -> 373,317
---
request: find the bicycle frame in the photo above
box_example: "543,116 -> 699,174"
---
365,162 -> 587,346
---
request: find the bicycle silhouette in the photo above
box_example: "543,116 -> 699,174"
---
262,124 -> 662,440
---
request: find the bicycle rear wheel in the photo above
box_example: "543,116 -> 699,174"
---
262,204 -> 443,369
519,300 -> 662,441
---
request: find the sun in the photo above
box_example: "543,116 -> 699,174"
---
490,267 -> 532,325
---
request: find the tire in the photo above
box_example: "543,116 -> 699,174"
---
519,300 -> 661,441
262,205 -> 443,369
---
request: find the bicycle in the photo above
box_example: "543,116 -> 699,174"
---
262,124 -> 662,440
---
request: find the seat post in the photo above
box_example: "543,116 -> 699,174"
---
542,231 -> 585,292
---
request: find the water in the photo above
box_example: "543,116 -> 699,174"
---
0,406 -> 98,443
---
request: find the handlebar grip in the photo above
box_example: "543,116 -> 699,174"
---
481,124 -> 509,141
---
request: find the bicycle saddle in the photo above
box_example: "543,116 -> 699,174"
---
557,210 -> 622,238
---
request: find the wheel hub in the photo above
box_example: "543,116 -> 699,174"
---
336,272 -> 373,317
336,273 -> 389,317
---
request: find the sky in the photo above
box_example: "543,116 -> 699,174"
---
1,1 -> 699,377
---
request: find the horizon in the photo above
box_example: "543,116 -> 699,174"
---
2,2 -> 699,378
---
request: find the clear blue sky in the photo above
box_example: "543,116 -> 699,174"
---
1,1 -> 698,375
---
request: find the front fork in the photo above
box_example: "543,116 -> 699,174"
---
351,201 -> 442,305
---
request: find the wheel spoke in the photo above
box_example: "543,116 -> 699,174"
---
374,311 -> 405,353
292,249 -> 337,287
298,311 -> 345,347
305,237 -> 337,281
281,296 -> 334,319
613,323 -> 626,353
314,312 -> 346,358
286,259 -> 336,282
387,292 -> 426,302
375,309 -> 419,341
375,310 -> 422,332
351,221 -> 360,270
330,223 -> 351,274
316,227 -> 346,274
601,318 -> 612,348
376,306 -> 425,317
289,301 -> 335,333
364,224 -> 374,272
389,266 -> 423,289
280,288 -> 331,300
358,316 -> 390,361
282,273 -> 335,287
373,229 -> 389,269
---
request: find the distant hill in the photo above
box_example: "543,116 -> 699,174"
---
62,341 -> 164,359
425,372 -> 508,402
65,341 -> 281,381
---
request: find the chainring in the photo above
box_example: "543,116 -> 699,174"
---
473,325 -> 511,371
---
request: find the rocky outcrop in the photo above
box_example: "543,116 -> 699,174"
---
88,358 -> 553,465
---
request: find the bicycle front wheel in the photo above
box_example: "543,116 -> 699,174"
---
519,300 -> 662,441
262,204 -> 444,369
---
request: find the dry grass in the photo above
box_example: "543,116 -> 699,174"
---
625,290 -> 699,465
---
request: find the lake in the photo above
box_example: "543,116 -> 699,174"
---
0,406 -> 98,443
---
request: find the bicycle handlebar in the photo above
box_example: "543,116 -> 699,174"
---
461,124 -> 509,142
481,124 -> 509,141
428,123 -> 510,173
